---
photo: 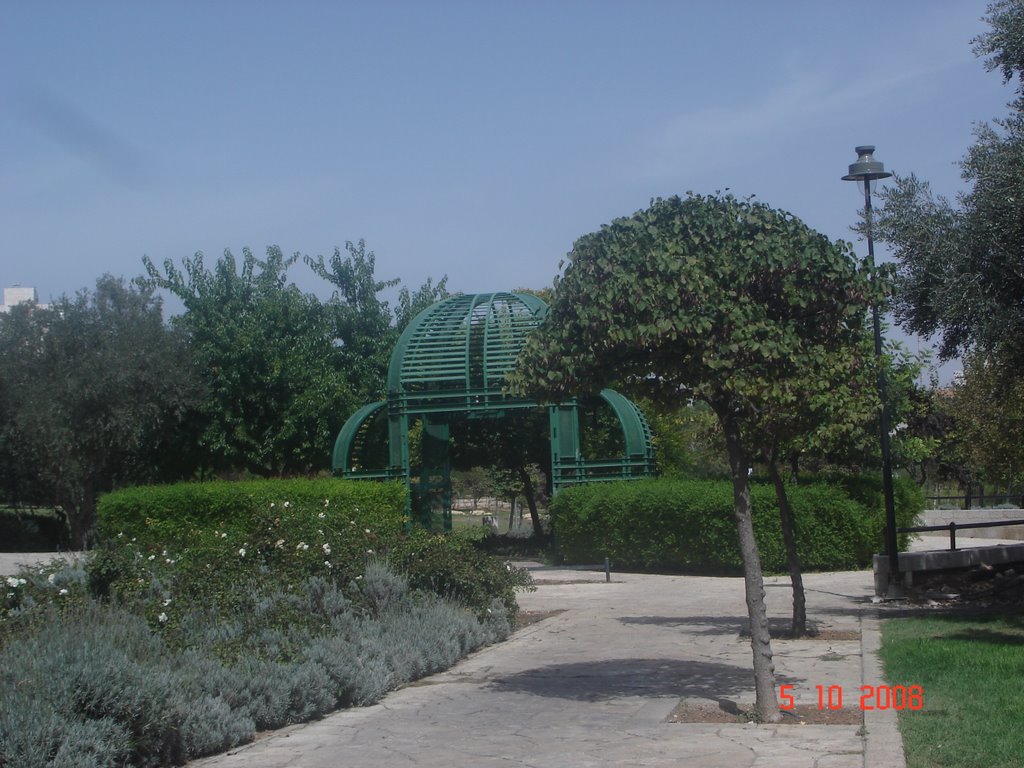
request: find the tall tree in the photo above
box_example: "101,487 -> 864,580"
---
950,347 -> 1024,490
306,240 -> 449,401
0,276 -> 199,547
144,247 -> 354,476
875,0 -> 1024,364
513,194 -> 874,722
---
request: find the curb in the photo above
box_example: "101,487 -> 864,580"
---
860,610 -> 907,768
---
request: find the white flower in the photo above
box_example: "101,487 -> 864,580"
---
270,502 -> 275,508
162,550 -> 168,557
282,501 -> 290,508
366,549 -> 374,555
322,543 -> 331,555
324,561 -> 332,569
6,577 -> 19,588
158,612 -> 168,623
165,558 -> 174,564
47,573 -> 56,584
318,512 -> 326,519
117,532 -> 124,539
296,542 -> 309,551
163,598 -> 172,607
355,575 -> 362,580
364,528 -> 371,534
59,588 -> 69,596
323,499 -> 330,507
221,532 -> 228,538
238,548 -> 247,557
275,539 -> 285,549
148,555 -> 156,561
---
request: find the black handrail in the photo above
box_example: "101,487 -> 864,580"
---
898,519 -> 1024,552
925,494 -> 1024,508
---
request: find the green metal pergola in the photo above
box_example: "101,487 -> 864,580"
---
332,292 -> 655,529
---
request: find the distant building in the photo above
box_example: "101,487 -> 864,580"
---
0,285 -> 48,313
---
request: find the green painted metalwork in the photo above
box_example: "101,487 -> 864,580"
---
334,292 -> 655,528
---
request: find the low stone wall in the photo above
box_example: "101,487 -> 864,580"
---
918,508 -> 1024,540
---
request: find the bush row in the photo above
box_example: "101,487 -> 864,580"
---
0,478 -> 534,766
0,563 -> 512,767
549,476 -> 922,572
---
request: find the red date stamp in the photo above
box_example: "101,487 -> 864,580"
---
778,684 -> 924,711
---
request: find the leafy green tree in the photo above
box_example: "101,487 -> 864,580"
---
950,348 -> 1024,490
646,401 -> 730,479
0,276 -> 199,546
875,0 -> 1024,364
144,247 -> 354,476
513,193 -> 874,721
306,240 -> 449,401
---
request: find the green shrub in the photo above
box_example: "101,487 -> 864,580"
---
0,561 -> 515,767
388,529 -> 535,618
547,477 -> 917,572
810,473 -> 924,551
90,479 -> 407,614
96,478 -> 406,546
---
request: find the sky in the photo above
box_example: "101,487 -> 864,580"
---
0,1 -> 1012,382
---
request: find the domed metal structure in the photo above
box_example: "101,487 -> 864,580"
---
333,292 -> 655,529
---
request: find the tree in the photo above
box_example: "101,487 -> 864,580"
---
0,276 -> 200,547
950,347 -> 1024,491
513,193 -> 874,721
144,247 -> 354,476
875,0 -> 1024,364
449,411 -> 550,537
306,240 -> 450,401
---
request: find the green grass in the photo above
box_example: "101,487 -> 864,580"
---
880,612 -> 1024,768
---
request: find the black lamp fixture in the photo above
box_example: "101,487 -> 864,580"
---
842,145 -> 900,597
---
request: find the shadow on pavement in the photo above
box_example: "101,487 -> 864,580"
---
489,657 -> 795,701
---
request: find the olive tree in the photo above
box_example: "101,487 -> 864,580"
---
513,193 -> 874,722
0,276 -> 200,547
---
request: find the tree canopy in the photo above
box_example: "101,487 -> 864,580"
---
875,0 -> 1024,363
144,246 -> 355,477
0,276 -> 199,546
514,192 -> 875,721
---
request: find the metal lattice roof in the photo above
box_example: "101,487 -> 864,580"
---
386,292 -> 547,412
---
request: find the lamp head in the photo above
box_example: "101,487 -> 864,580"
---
842,145 -> 892,193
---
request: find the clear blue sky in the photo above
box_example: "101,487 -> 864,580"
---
0,2 -> 1010,379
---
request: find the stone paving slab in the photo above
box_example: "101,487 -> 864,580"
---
1,551 -> 913,767
190,568 -> 892,768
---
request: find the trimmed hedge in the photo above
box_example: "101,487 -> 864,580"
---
549,477 -> 923,572
97,478 -> 406,543
92,479 -> 408,609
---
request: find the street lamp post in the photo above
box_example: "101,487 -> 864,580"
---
842,145 -> 901,596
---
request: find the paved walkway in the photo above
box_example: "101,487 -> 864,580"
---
14,541 -> 1014,766
185,565 -> 897,768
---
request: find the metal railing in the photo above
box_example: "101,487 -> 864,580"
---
897,519 -> 1024,551
925,494 -> 1024,509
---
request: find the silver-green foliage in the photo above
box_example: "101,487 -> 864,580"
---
0,563 -> 513,767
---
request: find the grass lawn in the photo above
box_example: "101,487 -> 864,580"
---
881,611 -> 1024,768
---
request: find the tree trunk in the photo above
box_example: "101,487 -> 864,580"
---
767,458 -> 807,637
517,465 -> 544,538
720,414 -> 780,723
63,493 -> 97,550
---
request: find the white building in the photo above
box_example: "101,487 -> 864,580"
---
0,285 -> 48,313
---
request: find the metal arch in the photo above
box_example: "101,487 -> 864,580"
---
332,400 -> 394,478
599,389 -> 655,463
